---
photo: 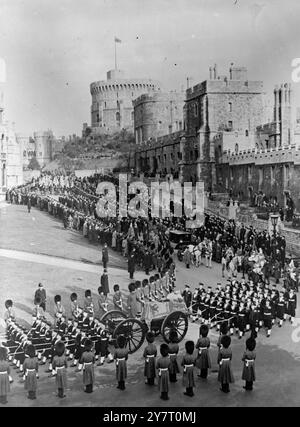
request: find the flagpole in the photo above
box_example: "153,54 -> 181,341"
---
114,39 -> 117,70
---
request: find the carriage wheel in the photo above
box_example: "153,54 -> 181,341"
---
100,310 -> 127,324
113,318 -> 146,354
161,311 -> 188,343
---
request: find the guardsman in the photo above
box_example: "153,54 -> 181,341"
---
242,337 -> 256,391
182,341 -> 196,397
156,343 -> 170,400
195,324 -> 211,380
114,335 -> 129,391
143,332 -> 157,386
80,339 -> 95,393
70,293 -> 80,320
23,344 -> 39,400
84,290 -> 94,318
113,284 -> 123,311
54,295 -> 66,327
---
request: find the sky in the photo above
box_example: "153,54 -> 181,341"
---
0,0 -> 299,137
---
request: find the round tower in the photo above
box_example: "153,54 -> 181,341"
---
90,69 -> 161,134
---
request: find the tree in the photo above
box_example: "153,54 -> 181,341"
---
28,156 -> 41,170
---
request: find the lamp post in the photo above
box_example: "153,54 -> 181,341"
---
270,213 -> 279,237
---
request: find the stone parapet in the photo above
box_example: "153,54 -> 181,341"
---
186,78 -> 263,101
221,144 -> 300,165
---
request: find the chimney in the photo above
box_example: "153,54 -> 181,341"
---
288,83 -> 292,104
229,63 -> 234,80
280,84 -> 285,105
209,66 -> 213,80
273,85 -> 279,122
213,64 -> 217,79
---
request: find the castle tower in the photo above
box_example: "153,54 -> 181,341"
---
90,70 -> 161,135
279,83 -> 293,146
133,91 -> 185,144
184,65 -> 264,190
33,130 -> 53,167
273,85 -> 280,147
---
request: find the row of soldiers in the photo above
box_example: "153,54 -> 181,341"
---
0,319 -> 257,403
3,299 -> 117,377
184,279 -> 297,338
1,267 -> 177,378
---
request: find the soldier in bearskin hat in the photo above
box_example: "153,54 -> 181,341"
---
114,335 -> 129,391
23,344 -> 39,400
143,331 -> 157,386
242,337 -> 256,391
182,340 -> 196,397
52,341 -> 68,398
81,339 -> 95,393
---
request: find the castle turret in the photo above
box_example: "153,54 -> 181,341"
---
90,70 -> 161,135
274,84 -> 280,146
279,83 -> 292,146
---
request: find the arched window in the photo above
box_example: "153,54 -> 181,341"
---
116,112 -> 120,122
245,129 -> 249,137
235,143 -> 239,153
194,103 -> 198,117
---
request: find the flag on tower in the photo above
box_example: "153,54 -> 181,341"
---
115,37 -> 122,43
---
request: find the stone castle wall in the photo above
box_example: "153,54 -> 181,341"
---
217,145 -> 300,210
132,131 -> 183,177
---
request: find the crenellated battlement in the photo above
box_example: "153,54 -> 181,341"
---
90,79 -> 160,95
90,69 -> 161,134
186,65 -> 263,101
220,144 -> 300,165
